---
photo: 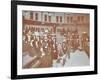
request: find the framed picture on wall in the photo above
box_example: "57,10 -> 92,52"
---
11,0 -> 97,79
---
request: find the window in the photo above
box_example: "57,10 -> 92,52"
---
30,12 -> 33,20
56,16 -> 59,22
35,13 -> 38,20
67,16 -> 69,23
48,16 -> 51,22
24,11 -> 30,20
23,15 -> 24,20
44,15 -> 47,22
81,16 -> 84,22
60,16 -> 62,22
77,16 -> 80,22
70,16 -> 73,23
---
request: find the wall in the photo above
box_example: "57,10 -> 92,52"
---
0,0 -> 99,80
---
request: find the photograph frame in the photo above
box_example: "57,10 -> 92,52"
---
11,0 -> 98,79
